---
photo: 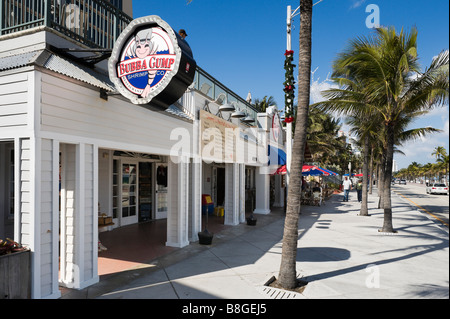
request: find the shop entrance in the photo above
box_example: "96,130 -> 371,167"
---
118,162 -> 138,226
138,162 -> 152,222
155,163 -> 168,219
215,167 -> 225,206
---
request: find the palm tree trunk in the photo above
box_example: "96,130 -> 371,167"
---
278,0 -> 313,290
369,145 -> 374,194
360,135 -> 369,216
380,124 -> 395,232
378,154 -> 386,209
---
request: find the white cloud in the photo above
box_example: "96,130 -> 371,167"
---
350,0 -> 366,9
395,107 -> 449,169
310,76 -> 339,104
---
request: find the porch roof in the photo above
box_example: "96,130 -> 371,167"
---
0,49 -> 193,121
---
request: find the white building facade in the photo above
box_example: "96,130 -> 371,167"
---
0,0 -> 285,299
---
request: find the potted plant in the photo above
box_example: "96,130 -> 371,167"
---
0,238 -> 31,299
246,214 -> 257,226
198,228 -> 213,245
198,205 -> 213,245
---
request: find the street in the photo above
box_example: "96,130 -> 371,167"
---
392,182 -> 449,228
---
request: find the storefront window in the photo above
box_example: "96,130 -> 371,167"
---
112,159 -> 119,219
122,164 -> 137,218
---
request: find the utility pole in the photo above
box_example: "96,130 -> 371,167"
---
285,5 -> 299,189
285,1 -> 323,189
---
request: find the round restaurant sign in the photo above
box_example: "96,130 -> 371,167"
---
272,112 -> 280,142
109,16 -> 182,105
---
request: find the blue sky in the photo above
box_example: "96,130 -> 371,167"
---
132,0 -> 449,170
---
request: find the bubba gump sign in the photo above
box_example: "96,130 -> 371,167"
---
109,15 -> 192,106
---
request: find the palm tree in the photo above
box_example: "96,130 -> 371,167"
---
432,146 -> 448,182
307,108 -> 347,164
439,154 -> 449,184
346,114 -> 382,216
432,146 -> 447,162
278,0 -> 313,290
254,96 -> 277,112
314,27 -> 449,232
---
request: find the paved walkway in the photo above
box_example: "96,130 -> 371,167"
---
61,189 -> 449,299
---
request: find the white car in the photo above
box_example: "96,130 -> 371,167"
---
426,183 -> 449,195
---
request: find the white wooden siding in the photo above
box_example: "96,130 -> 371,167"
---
61,144 -> 77,286
40,73 -> 193,155
0,72 -> 28,129
59,143 -> 97,289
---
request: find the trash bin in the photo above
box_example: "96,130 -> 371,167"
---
202,194 -> 214,215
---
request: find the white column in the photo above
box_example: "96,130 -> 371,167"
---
166,158 -> 189,248
253,166 -> 271,215
239,164 -> 246,223
59,143 -> 98,290
224,163 -> 239,225
190,112 -> 202,241
190,159 -> 202,241
273,174 -> 285,207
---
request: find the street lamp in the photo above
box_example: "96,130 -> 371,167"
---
241,114 -> 254,124
219,101 -> 235,112
231,110 -> 246,118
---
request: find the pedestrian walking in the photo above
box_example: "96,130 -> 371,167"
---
356,179 -> 362,202
343,176 -> 352,201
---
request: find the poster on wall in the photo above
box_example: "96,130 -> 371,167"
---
109,15 -> 196,108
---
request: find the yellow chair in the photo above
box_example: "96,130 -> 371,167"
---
214,206 -> 224,217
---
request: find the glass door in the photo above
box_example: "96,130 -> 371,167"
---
139,162 -> 152,222
120,162 -> 138,226
155,163 -> 168,219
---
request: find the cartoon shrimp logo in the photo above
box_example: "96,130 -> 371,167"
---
117,26 -> 177,98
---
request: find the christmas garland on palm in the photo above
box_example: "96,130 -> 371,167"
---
283,50 -> 295,124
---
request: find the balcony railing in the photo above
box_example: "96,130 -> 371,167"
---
194,66 -> 259,124
0,0 -> 132,49
0,1 -> 258,121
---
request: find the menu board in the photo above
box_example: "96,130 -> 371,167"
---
200,110 -> 238,163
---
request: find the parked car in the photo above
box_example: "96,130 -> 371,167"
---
426,183 -> 449,195
399,179 -> 406,185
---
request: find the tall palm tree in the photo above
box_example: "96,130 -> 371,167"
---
346,114 -> 382,216
315,27 -> 449,232
278,0 -> 313,290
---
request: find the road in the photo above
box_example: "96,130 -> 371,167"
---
392,182 -> 449,228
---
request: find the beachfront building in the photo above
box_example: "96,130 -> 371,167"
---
0,0 -> 285,298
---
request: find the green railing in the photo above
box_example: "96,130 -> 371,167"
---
0,0 -> 132,49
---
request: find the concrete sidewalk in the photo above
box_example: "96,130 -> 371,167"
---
62,189 -> 449,299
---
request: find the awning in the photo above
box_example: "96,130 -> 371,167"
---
303,165 -> 330,176
273,164 -> 331,176
268,145 -> 286,166
274,165 -> 287,175
318,167 -> 338,176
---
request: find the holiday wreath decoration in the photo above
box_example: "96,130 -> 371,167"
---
283,50 -> 295,123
